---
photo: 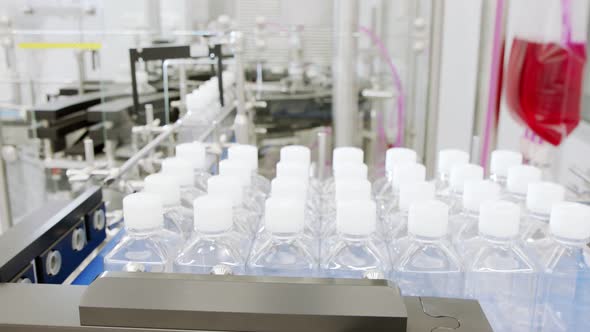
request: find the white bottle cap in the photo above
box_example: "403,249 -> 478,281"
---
275,161 -> 309,182
161,157 -> 195,187
271,177 -> 307,201
264,198 -> 305,234
479,200 -> 521,238
506,165 -> 542,195
392,163 -> 426,190
333,162 -> 368,180
437,149 -> 469,175
176,142 -> 207,170
385,148 -> 417,172
335,179 -> 372,201
399,181 -> 435,211
207,175 -> 243,207
549,202 -> 590,240
408,200 -> 449,238
333,147 -> 364,166
218,159 -> 251,186
462,180 -> 501,212
143,173 -> 181,206
193,195 -> 233,233
450,164 -> 484,192
123,192 -> 164,230
526,182 -> 565,215
490,150 -> 523,177
336,200 -> 377,236
280,145 -> 311,167
228,144 -> 259,171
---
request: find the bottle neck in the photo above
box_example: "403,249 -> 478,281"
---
507,191 -> 526,202
126,225 -> 162,237
479,232 -> 518,246
197,228 -> 232,238
437,171 -> 450,183
408,233 -> 445,244
490,173 -> 507,186
527,210 -> 550,223
460,208 -> 479,218
549,234 -> 590,248
270,231 -> 300,242
338,232 -> 371,243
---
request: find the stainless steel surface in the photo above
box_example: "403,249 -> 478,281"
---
332,0 -> 359,147
317,131 -> 328,180
423,0 -> 445,175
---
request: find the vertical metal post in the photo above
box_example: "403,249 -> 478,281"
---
232,31 -> 249,144
0,125 -> 12,232
75,50 -> 86,95
84,138 -> 95,166
332,0 -> 359,147
423,0 -> 445,176
214,44 -> 225,107
317,131 -> 328,181
179,64 -> 187,115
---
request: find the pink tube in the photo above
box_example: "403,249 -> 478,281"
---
358,25 -> 406,147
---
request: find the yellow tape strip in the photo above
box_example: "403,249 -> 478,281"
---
17,42 -> 102,50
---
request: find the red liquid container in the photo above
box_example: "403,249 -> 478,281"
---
505,38 -> 587,145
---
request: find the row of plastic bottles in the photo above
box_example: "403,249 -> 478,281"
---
104,144 -> 590,331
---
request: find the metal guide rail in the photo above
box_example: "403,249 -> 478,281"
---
0,273 -> 492,331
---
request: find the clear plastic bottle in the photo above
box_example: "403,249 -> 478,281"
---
385,181 -> 435,240
321,178 -> 372,239
247,198 -> 317,277
372,148 -> 417,211
379,163 -> 426,217
489,150 -> 523,189
270,177 -> 320,238
144,173 -> 193,240
275,161 -> 320,213
104,193 -> 182,273
321,199 -> 390,279
279,145 -> 322,199
504,165 -> 542,207
322,147 -> 364,197
173,195 -> 249,275
175,142 -> 211,192
463,200 -> 540,332
391,200 -> 463,298
452,180 -> 501,249
161,157 -> 205,208
532,202 -> 590,332
521,182 -> 565,243
227,144 -> 271,195
443,163 -> 484,213
435,149 -> 469,194
207,175 -> 260,236
218,159 -> 265,213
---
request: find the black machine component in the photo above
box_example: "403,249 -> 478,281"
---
0,186 -> 105,284
0,273 -> 493,331
128,45 -> 191,114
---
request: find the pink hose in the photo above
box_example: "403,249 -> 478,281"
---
358,25 -> 406,147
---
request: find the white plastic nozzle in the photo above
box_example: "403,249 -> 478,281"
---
385,148 -> 417,172
193,195 -> 233,233
264,198 -> 305,234
479,200 -> 521,238
123,192 -> 164,230
228,144 -> 258,171
462,180 -> 501,212
280,145 -> 311,167
335,179 -> 372,202
507,165 -> 542,195
526,182 -> 565,215
161,157 -> 195,187
408,200 -> 449,238
549,202 -> 590,240
207,175 -> 243,207
336,200 -> 377,236
450,164 -> 484,192
176,142 -> 207,170
143,173 -> 181,206
271,177 -> 307,201
275,161 -> 309,182
490,150 -> 523,177
399,181 -> 435,211
218,159 -> 251,186
437,149 -> 469,175
333,147 -> 364,166
333,162 -> 368,180
392,163 -> 426,190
